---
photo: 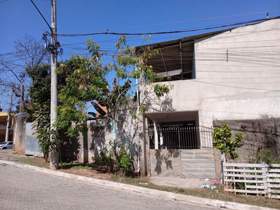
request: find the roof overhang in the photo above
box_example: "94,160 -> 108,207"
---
135,16 -> 280,52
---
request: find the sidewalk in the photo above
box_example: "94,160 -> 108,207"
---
150,176 -> 207,189
0,150 -> 279,210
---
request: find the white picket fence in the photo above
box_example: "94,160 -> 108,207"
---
223,162 -> 280,199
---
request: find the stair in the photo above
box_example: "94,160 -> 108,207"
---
180,149 -> 216,178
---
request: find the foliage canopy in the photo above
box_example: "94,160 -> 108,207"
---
213,124 -> 243,160
28,37 -> 169,167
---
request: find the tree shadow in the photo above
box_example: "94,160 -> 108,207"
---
154,149 -> 180,175
59,135 -> 81,163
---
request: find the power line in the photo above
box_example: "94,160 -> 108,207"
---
59,30 -> 280,56
57,16 -> 280,37
124,11 -> 272,30
29,0 -> 52,31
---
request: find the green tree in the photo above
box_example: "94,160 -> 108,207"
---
57,55 -> 108,137
28,37 -> 169,169
26,65 -> 51,160
213,124 -> 243,160
57,37 -> 169,142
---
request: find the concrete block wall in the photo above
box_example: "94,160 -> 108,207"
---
149,149 -> 217,179
214,118 -> 280,163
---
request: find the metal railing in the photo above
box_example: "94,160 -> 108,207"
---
149,126 -> 213,150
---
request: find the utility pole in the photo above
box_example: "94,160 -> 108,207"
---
5,90 -> 13,142
49,0 -> 58,169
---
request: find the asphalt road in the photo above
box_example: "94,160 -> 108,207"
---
0,163 -> 220,210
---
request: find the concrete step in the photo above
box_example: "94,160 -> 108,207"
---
181,155 -> 215,161
180,149 -> 213,154
182,169 -> 216,176
183,174 -> 215,179
181,158 -> 214,162
182,169 -> 215,173
182,171 -> 216,177
182,163 -> 215,168
181,156 -> 214,161
183,163 -> 215,167
181,153 -> 214,156
182,167 -> 215,171
180,150 -> 214,159
180,153 -> 212,156
181,152 -> 216,179
182,166 -> 215,170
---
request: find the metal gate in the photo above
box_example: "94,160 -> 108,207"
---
149,121 -> 201,149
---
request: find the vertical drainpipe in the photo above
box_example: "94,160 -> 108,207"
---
153,121 -> 158,150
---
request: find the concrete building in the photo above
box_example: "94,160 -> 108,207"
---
138,17 -> 280,180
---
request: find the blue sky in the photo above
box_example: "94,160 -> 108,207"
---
1,0 -> 280,54
0,0 -> 280,110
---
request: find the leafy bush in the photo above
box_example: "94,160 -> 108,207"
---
95,148 -> 115,172
153,84 -> 169,97
213,124 -> 243,160
94,145 -> 134,176
117,146 -> 134,176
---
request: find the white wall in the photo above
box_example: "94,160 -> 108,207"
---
145,18 -> 280,147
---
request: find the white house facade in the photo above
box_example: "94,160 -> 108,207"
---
139,17 -> 280,179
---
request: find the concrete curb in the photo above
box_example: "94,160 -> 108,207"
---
0,160 -> 277,210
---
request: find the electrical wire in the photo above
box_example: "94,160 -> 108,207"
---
57,16 -> 280,37
124,11 -> 272,30
29,0 -> 52,31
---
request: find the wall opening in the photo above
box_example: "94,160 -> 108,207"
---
147,42 -> 195,82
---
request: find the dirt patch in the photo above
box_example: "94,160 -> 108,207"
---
61,167 -> 113,180
0,150 -> 48,168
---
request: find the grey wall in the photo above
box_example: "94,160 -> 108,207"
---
13,116 -> 43,157
214,118 -> 280,163
13,113 -> 28,154
150,149 -> 183,177
149,148 -> 218,179
77,115 -> 144,173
